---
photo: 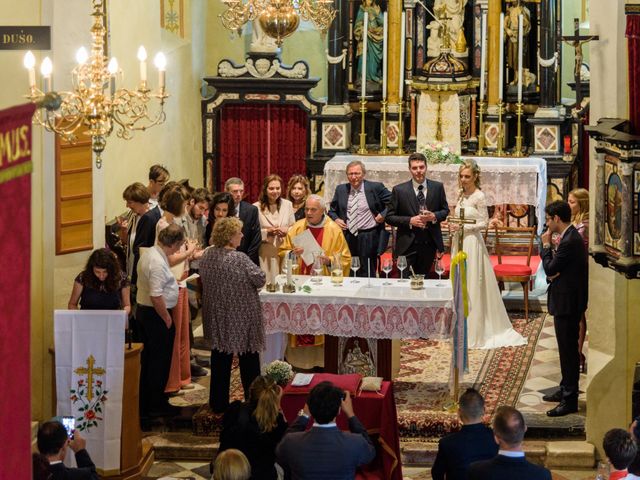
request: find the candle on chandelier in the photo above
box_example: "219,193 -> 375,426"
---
41,57 -> 52,93
382,12 -> 388,99
23,51 -> 36,89
517,13 -> 524,103
137,46 -> 147,85
361,13 -> 368,98
154,52 -> 167,90
498,12 -> 504,101
398,11 -> 406,101
107,58 -> 118,99
479,13 -> 487,102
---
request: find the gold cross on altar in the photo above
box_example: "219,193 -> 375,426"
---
74,355 -> 105,401
447,207 -> 477,252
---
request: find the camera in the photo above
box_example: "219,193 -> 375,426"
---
61,416 -> 75,439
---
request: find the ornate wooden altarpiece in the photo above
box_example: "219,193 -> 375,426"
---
586,118 -> 640,279
201,52 -> 325,193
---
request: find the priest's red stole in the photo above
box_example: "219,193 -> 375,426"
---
0,103 -> 36,478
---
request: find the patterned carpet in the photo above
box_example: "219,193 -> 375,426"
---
395,312 -> 546,439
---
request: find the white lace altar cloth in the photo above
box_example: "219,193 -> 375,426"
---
323,154 -> 548,234
261,276 -> 455,339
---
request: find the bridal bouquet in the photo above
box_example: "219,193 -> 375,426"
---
263,360 -> 294,386
418,142 -> 463,165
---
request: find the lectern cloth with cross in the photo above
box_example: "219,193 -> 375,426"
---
54,310 -> 126,472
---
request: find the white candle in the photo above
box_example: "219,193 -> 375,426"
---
154,52 -> 167,90
517,13 -> 524,103
137,46 -> 147,84
361,13 -> 369,98
40,57 -> 52,94
479,12 -> 487,102
23,51 -> 36,89
398,11 -> 406,100
382,12 -> 388,99
498,12 -> 504,101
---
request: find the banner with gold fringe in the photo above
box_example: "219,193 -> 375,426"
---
450,250 -> 469,374
0,103 -> 35,479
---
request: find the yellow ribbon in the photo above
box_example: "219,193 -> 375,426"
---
450,250 -> 469,316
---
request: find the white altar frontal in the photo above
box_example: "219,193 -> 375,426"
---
323,154 -> 548,234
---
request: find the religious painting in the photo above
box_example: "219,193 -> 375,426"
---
484,122 -> 499,148
459,94 -> 471,140
386,121 -> 400,148
534,125 -> 559,153
547,179 -> 564,203
605,160 -> 623,250
338,338 -> 377,377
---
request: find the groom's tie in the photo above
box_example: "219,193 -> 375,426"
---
417,184 -> 425,207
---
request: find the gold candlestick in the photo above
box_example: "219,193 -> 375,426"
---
358,97 -> 368,155
379,99 -> 389,154
496,100 -> 505,156
477,100 -> 486,156
513,101 -> 524,157
396,100 -> 404,155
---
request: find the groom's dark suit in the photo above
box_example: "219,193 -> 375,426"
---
386,179 -> 449,275
540,225 -> 588,403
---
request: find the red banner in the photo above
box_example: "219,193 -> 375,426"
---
0,103 -> 36,478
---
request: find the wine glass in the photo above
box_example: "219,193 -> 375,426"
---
434,257 -> 445,286
381,258 -> 393,285
312,253 -> 324,284
350,256 -> 361,283
397,256 -> 407,281
288,252 -> 299,278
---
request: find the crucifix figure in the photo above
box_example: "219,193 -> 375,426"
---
74,355 -> 106,401
561,18 -> 599,106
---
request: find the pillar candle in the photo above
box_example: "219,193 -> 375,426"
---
361,13 -> 369,98
479,12 -> 487,102
517,13 -> 524,103
382,12 -> 388,99
398,11 -> 406,101
498,12 -> 504,101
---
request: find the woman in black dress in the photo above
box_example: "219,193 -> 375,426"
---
68,248 -> 131,314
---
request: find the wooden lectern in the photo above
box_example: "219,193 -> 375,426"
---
50,343 -> 153,479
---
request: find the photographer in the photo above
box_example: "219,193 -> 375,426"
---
37,420 -> 98,480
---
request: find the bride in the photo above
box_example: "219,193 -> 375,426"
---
450,160 -> 526,349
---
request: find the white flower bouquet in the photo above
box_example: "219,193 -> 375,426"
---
418,141 -> 464,165
263,360 -> 294,386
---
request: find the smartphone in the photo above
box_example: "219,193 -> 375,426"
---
61,416 -> 75,439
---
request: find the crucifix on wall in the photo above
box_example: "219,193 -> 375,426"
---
561,17 -> 599,107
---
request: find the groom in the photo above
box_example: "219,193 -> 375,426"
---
386,152 -> 449,275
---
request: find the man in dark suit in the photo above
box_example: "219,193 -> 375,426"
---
468,406 -> 551,480
431,388 -> 498,480
37,421 -> 99,480
225,177 -> 261,266
386,152 -> 449,275
328,160 -> 391,276
540,200 -> 588,417
276,381 -> 376,479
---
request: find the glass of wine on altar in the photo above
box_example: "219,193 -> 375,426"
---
350,256 -> 361,283
312,252 -> 324,284
434,257 -> 446,287
397,255 -> 407,281
381,257 -> 393,285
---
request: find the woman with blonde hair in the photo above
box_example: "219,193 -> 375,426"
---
212,449 -> 251,480
568,187 -> 589,372
217,376 -> 287,480
286,174 -> 311,221
450,160 -> 526,349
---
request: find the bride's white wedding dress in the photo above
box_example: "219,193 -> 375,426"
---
451,189 -> 527,349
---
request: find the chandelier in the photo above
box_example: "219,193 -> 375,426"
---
23,0 -> 168,168
219,0 -> 336,46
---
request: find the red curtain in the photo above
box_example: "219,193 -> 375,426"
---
218,104 -> 308,202
626,14 -> 640,134
0,103 -> 35,479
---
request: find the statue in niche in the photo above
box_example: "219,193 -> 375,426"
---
504,0 -> 531,85
426,0 -> 469,58
250,20 -> 278,53
354,0 -> 384,87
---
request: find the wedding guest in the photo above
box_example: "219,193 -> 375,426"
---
68,248 -> 131,315
147,164 -> 170,208
217,376 -> 288,480
627,417 -> 640,479
118,182 -> 150,280
200,217 -> 266,414
286,174 -> 311,221
137,223 -> 185,418
226,177 -> 262,266
205,192 -> 236,246
568,187 -> 590,373
212,449 -> 251,480
602,428 -> 637,480
32,453 -> 50,480
37,421 -> 98,480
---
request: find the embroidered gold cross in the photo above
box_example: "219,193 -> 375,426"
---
74,355 -> 105,401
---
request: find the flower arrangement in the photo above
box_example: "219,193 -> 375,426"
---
263,360 -> 294,386
418,142 -> 464,165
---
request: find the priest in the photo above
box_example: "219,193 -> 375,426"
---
279,194 -> 351,369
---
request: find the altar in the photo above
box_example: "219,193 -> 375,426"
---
323,154 -> 547,234
260,276 -> 454,379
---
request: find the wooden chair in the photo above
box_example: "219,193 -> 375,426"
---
492,225 -> 536,321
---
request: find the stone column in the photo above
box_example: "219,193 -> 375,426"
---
592,151 -> 606,251
620,162 -> 634,260
327,0 -> 348,105
487,0 -> 501,105
539,0 -> 558,108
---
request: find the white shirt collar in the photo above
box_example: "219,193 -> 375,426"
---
412,179 -> 427,191
313,422 -> 337,428
498,450 -> 525,457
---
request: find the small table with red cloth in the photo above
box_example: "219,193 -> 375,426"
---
280,373 -> 402,480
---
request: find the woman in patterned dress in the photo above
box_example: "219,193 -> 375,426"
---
200,217 -> 267,414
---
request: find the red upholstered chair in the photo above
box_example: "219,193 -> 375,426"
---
492,226 -> 536,321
